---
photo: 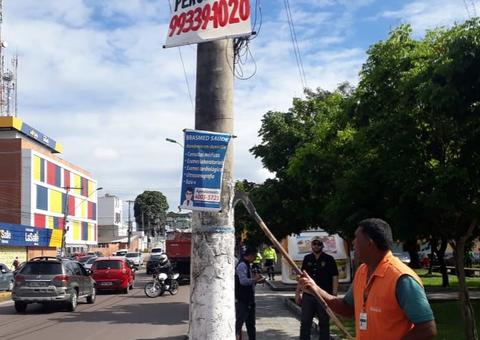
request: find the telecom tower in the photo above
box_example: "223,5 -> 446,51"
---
0,0 -> 18,117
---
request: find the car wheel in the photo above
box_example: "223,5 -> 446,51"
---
7,280 -> 14,291
86,287 -> 96,304
67,289 -> 78,311
14,301 -> 27,313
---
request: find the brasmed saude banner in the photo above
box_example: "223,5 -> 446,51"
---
165,0 -> 252,48
180,129 -> 232,211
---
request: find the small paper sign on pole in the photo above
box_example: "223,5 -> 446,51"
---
180,129 -> 232,211
165,0 -> 252,48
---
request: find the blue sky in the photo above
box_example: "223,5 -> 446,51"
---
2,0 -> 473,211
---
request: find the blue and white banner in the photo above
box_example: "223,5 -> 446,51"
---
180,129 -> 232,211
0,222 -> 61,247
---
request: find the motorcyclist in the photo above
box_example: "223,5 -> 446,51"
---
153,254 -> 174,288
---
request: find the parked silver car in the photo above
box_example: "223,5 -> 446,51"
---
11,256 -> 95,313
0,263 -> 14,291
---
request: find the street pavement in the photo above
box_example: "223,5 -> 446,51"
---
255,284 -> 300,339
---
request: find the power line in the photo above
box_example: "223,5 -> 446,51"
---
283,0 -> 307,91
178,47 -> 195,112
168,0 -> 194,113
471,0 -> 478,16
463,0 -> 472,16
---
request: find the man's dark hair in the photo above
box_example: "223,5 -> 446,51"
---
357,218 -> 393,251
242,246 -> 257,257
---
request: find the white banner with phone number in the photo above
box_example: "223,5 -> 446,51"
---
165,0 -> 252,48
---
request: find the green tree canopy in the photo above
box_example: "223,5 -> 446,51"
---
134,191 -> 169,236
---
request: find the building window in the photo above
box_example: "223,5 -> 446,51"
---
36,185 -> 48,210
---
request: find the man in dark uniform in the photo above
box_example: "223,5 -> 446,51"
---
295,237 -> 339,340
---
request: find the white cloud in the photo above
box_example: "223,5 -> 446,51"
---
1,0 -> 463,210
380,0 -> 467,34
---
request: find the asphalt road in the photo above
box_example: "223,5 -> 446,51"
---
0,271 -> 189,340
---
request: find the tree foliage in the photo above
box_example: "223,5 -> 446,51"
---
134,191 -> 169,236
248,19 -> 480,339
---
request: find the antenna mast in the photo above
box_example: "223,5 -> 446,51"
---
0,0 -> 18,117
0,0 -> 4,115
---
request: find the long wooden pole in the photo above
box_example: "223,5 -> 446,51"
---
234,191 -> 354,340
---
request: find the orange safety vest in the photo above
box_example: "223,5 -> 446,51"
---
353,251 -> 423,340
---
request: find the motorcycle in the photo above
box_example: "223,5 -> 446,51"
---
144,271 -> 180,297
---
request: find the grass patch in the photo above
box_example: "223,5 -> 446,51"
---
331,300 -> 480,339
415,268 -> 480,288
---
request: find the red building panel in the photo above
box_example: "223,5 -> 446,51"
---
34,213 -> 46,228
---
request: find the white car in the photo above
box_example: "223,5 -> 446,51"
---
126,252 -> 143,267
83,257 -> 97,270
114,250 -> 128,257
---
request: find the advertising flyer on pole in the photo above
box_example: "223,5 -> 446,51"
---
180,129 -> 232,211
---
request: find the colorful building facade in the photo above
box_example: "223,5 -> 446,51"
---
0,116 -> 98,265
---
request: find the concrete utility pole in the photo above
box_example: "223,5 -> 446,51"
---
126,200 -> 134,249
189,39 -> 235,339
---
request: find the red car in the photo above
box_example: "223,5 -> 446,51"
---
91,257 -> 135,294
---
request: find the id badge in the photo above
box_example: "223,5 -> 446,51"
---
359,312 -> 368,330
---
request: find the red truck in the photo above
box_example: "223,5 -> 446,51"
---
166,230 -> 191,281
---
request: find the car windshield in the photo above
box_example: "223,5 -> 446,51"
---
21,262 -> 63,275
126,253 -> 139,258
78,256 -> 93,263
150,254 -> 162,260
94,260 -> 122,270
151,249 -> 162,253
86,258 -> 97,264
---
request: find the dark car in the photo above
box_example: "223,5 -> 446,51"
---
0,263 -> 14,291
146,253 -> 165,275
11,256 -> 96,313
90,257 -> 135,294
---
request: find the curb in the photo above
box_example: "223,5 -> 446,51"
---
0,291 -> 11,303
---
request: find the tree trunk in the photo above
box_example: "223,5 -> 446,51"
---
404,238 -> 421,269
189,39 -> 236,339
434,236 -> 449,287
455,220 -> 478,340
428,237 -> 436,275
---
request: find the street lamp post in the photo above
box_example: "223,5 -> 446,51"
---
61,186 -> 103,257
165,137 -> 184,148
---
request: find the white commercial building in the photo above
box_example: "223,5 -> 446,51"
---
98,194 -> 128,242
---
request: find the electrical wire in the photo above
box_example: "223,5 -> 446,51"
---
168,0 -> 195,113
463,0 -> 472,16
470,0 -> 478,16
233,0 -> 262,80
283,0 -> 307,90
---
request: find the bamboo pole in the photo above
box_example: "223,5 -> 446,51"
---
234,191 -> 354,340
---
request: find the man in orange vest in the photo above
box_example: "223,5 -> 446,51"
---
298,218 -> 437,339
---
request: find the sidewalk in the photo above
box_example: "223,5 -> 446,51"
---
253,280 -> 480,340
255,284 -> 299,339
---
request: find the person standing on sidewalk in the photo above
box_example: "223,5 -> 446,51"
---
298,218 -> 437,339
252,251 -> 263,274
12,257 -> 19,270
235,247 -> 265,340
262,244 -> 277,280
295,237 -> 339,340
